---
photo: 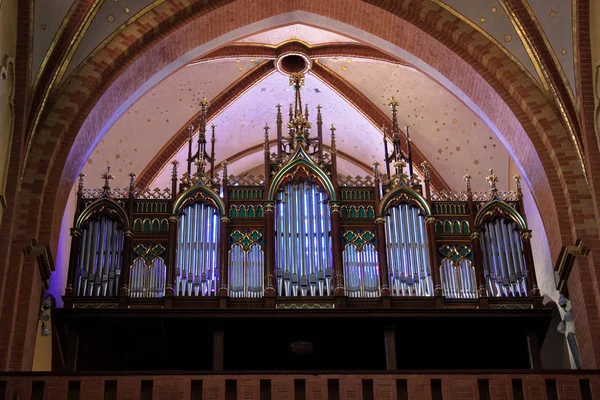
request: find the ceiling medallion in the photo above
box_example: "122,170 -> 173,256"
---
275,52 -> 312,76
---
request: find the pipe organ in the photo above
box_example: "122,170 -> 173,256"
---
64,72 -> 541,310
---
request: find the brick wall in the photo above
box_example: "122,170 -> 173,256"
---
0,373 -> 599,400
2,0 -> 600,373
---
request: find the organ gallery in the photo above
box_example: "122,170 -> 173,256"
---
55,66 -> 547,372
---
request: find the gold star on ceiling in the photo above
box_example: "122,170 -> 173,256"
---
503,34 -> 512,43
107,14 -> 115,23
549,9 -> 558,18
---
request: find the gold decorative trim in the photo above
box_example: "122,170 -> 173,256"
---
498,0 -> 587,187
24,0 -> 104,184
430,0 -> 544,92
276,303 -> 334,309
73,303 -> 118,309
57,0 -> 165,95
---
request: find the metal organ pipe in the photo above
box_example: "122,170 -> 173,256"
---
440,259 -> 476,299
343,244 -> 380,298
384,204 -> 432,297
275,183 -> 331,297
175,203 -> 220,296
480,220 -> 528,297
75,217 -> 124,297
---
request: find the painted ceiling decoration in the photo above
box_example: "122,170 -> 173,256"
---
29,0 -> 578,203
33,0 -> 576,95
80,33 -> 515,196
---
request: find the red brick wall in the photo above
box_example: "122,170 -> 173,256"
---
2,0 -> 600,372
1,373 -> 599,400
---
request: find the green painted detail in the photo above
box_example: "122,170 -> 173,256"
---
474,199 -> 526,229
76,197 -> 129,229
267,146 -> 335,202
133,244 -> 166,265
378,186 -> 431,217
439,245 -> 472,265
343,229 -> 377,250
172,185 -> 225,216
230,229 -> 264,250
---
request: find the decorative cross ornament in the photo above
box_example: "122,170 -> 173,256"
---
486,169 -> 498,192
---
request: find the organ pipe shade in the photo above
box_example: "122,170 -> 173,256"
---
440,259 -> 476,299
480,219 -> 528,297
275,183 -> 332,296
175,202 -> 220,296
229,244 -> 264,298
384,204 -> 433,296
343,243 -> 380,297
76,216 -> 124,296
130,257 -> 167,298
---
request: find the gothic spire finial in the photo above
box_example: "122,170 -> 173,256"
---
78,172 -> 85,194
372,162 -> 380,180
264,124 -> 270,151
486,169 -> 499,193
463,174 -> 472,193
171,160 -> 179,180
330,124 -> 336,152
102,167 -> 114,189
128,172 -> 136,189
421,161 -> 430,180
513,175 -> 521,191
199,97 -> 210,113
221,160 -> 229,180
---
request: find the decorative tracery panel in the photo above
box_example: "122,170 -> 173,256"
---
229,230 -> 264,298
343,233 -> 380,298
438,245 -> 476,299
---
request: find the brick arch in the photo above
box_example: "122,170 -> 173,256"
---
4,0 -> 599,369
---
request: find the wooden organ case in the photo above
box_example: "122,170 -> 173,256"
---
54,73 -> 550,373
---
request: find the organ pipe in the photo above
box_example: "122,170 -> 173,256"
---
75,217 -> 124,297
385,204 -> 432,296
275,183 -> 331,297
343,244 -> 380,298
229,244 -> 264,298
480,220 -> 528,297
175,202 -> 220,296
440,259 -> 476,299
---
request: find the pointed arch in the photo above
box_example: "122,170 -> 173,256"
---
378,186 -> 431,217
267,147 -> 336,202
172,185 -> 226,216
474,199 -> 526,230
75,197 -> 129,228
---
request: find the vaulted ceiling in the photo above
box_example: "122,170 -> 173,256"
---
31,0 -> 577,194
